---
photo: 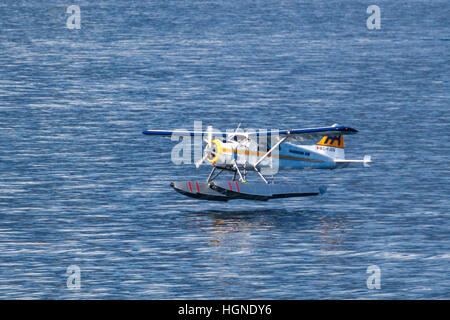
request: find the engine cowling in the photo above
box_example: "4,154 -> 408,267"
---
204,139 -> 271,168
205,139 -> 235,166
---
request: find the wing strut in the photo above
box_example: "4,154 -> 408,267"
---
254,137 -> 287,168
233,160 -> 245,182
254,167 -> 269,184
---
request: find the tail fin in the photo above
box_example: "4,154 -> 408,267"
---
315,135 -> 345,159
316,135 -> 344,148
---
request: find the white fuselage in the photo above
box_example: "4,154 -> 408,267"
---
208,140 -> 348,171
277,142 -> 348,170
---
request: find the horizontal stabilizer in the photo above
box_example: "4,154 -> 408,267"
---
363,155 -> 371,167
334,155 -> 372,167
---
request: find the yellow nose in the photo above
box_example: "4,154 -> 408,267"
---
206,139 -> 223,165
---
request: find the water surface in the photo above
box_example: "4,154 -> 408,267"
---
0,0 -> 448,299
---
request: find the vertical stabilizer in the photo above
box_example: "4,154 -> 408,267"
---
316,135 -> 344,148
315,135 -> 345,159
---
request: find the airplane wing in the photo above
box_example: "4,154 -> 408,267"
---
142,129 -> 228,138
142,125 -> 357,142
247,125 -> 358,142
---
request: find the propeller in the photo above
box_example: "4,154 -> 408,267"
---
195,125 -> 213,168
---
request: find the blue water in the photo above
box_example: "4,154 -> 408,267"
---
0,0 -> 449,299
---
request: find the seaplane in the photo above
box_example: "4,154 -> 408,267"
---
142,124 -> 371,201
